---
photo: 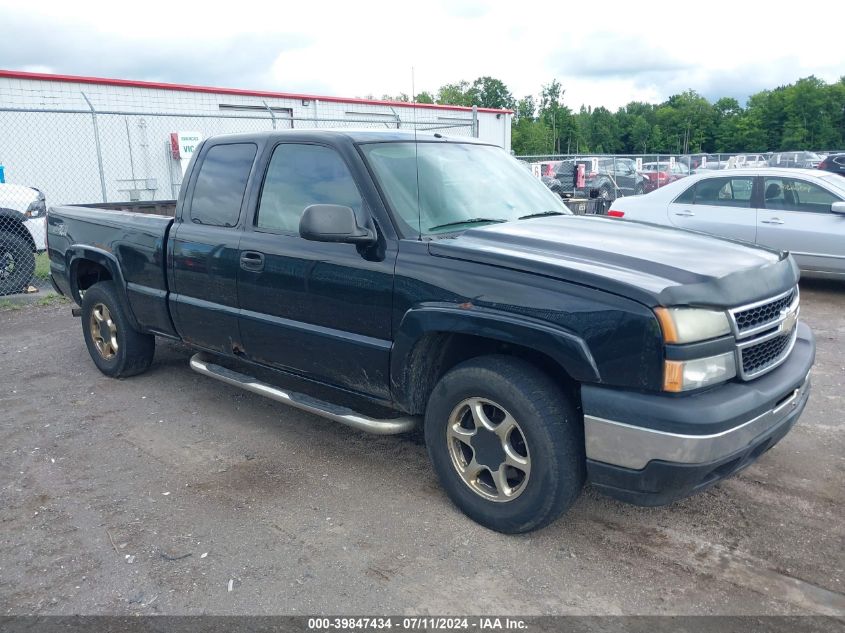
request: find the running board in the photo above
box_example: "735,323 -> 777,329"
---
189,353 -> 418,435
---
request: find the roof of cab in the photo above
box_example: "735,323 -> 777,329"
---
202,129 -> 491,145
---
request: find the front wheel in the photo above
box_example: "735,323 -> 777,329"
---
81,281 -> 155,378
424,355 -> 585,533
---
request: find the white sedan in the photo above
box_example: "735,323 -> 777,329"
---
607,168 -> 845,279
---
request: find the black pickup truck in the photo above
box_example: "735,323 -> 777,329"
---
47,130 -> 815,533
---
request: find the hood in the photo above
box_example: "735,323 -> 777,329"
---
428,215 -> 799,307
0,183 -> 39,212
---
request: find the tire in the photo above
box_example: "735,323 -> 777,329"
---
0,229 -> 36,295
81,281 -> 155,378
424,355 -> 585,533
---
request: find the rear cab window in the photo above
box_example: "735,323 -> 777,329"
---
189,143 -> 257,227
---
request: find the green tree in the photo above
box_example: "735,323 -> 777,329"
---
381,93 -> 410,103
436,81 -> 473,106
539,79 -> 576,154
515,95 -> 537,122
468,76 -> 516,110
415,91 -> 435,104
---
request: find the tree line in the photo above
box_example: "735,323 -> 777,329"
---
380,75 -> 845,156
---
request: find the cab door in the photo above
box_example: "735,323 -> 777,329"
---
169,141 -> 257,354
667,175 -> 758,243
756,175 -> 845,275
236,142 -> 397,399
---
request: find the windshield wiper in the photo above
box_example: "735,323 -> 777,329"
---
427,218 -> 507,231
518,211 -> 566,220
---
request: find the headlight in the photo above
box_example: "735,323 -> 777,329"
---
664,351 -> 737,392
25,198 -> 47,218
654,307 -> 731,343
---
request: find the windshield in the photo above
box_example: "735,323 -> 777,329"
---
360,141 -> 571,237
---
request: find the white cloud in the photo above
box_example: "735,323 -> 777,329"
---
1,0 -> 843,110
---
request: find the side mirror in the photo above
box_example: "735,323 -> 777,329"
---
299,204 -> 376,244
831,201 -> 845,215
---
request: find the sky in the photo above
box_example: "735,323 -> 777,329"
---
1,0 -> 843,111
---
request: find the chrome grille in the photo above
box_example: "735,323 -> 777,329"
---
733,288 -> 796,334
730,286 -> 800,381
739,328 -> 797,378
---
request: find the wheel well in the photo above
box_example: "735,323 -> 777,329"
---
74,259 -> 113,299
402,332 -> 579,415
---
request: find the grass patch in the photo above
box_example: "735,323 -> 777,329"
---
35,293 -> 69,307
35,252 -> 50,279
0,293 -> 69,311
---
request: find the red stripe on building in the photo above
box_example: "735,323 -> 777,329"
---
0,69 -> 513,114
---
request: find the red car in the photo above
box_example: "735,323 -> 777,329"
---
641,161 -> 689,192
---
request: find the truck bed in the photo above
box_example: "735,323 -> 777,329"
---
79,200 -> 177,216
48,202 -> 176,337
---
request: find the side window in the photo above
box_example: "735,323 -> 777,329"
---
189,143 -> 257,227
674,182 -> 695,204
764,177 -> 840,213
694,177 -> 753,207
256,144 -> 363,233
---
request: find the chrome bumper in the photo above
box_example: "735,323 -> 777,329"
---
585,374 -> 811,470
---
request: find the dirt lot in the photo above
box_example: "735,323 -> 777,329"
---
1,281 -> 843,616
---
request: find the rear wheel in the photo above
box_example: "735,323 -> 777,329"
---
0,230 -> 35,295
424,355 -> 585,533
81,281 -> 155,377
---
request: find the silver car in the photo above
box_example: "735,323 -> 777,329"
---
608,168 -> 845,278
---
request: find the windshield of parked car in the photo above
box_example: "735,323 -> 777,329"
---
361,141 -> 571,237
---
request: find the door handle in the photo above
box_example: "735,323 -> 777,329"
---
674,210 -> 695,217
760,218 -> 784,225
239,251 -> 265,271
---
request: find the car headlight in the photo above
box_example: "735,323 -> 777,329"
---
664,351 -> 737,392
654,307 -> 731,343
25,198 -> 46,218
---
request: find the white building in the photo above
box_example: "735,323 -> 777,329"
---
0,70 -> 512,204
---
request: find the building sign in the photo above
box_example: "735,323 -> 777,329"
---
170,131 -> 202,174
669,156 -> 676,169
635,157 -> 642,171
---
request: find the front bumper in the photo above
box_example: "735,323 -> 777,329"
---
582,322 -> 815,506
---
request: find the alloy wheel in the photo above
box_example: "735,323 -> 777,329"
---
89,303 -> 119,360
446,397 -> 531,502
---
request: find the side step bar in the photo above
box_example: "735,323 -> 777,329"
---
189,353 -> 418,435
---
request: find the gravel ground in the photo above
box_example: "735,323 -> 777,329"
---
1,281 -> 843,616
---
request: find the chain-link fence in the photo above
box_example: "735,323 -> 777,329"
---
516,151 -> 832,211
0,103 -> 477,296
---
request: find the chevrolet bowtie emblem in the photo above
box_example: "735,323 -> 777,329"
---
781,307 -> 798,334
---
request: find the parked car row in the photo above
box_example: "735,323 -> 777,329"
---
533,149 -> 844,203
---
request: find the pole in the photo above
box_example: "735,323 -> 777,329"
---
262,100 -> 277,130
471,105 -> 479,138
82,91 -> 107,203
